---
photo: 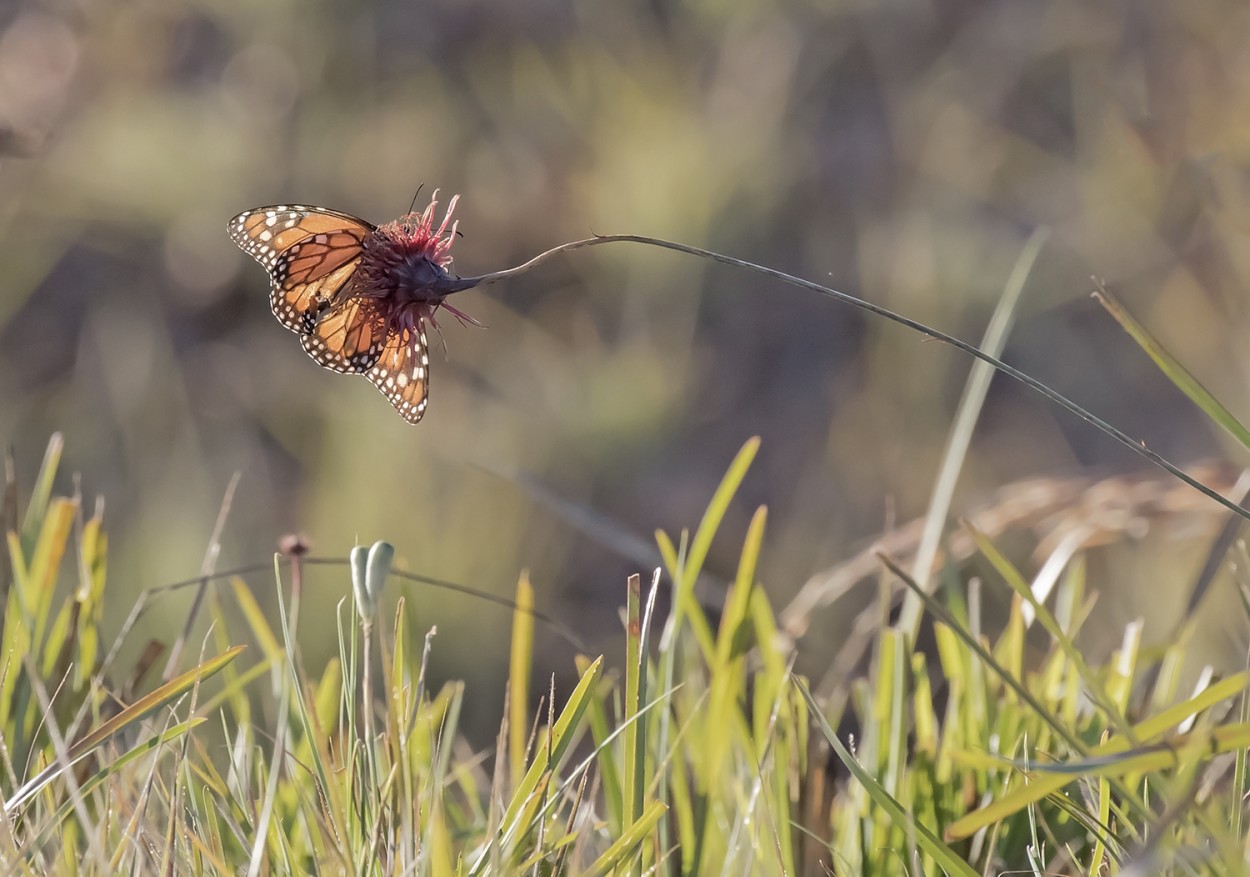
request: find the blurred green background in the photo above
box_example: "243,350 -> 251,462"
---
3,0 -> 1250,721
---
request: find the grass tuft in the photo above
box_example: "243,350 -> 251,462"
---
3,433 -> 1250,874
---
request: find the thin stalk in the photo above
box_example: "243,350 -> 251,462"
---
453,233 -> 1247,522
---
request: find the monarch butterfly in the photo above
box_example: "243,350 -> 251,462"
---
228,192 -> 480,424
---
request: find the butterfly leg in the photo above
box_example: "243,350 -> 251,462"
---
425,317 -> 450,358
439,301 -> 484,328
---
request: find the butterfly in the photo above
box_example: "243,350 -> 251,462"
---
228,193 -> 480,424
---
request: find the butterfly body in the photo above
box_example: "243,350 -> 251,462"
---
229,194 -> 478,424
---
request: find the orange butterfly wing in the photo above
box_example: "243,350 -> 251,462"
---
300,296 -> 391,374
365,322 -> 431,424
229,206 -> 375,334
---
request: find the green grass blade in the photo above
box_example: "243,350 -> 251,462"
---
30,719 -> 206,852
898,227 -> 1046,637
230,576 -> 282,690
19,434 -> 62,550
794,676 -> 979,877
1095,288 -> 1250,451
490,656 -> 603,858
664,437 -> 760,662
583,799 -> 667,877
6,646 -> 243,812
623,572 -> 643,834
964,521 -> 1133,737
509,571 -> 534,791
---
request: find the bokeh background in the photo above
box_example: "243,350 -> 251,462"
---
4,0 -> 1250,727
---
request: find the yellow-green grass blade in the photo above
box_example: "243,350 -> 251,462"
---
582,799 -> 667,877
231,576 -> 282,670
623,572 -> 644,838
509,571 -> 534,791
795,676 -> 979,877
897,228 -> 1046,639
1095,289 -> 1250,451
699,505 -> 766,795
965,522 -> 1133,738
19,433 -> 62,550
715,505 -> 765,667
5,645 -> 243,812
659,437 -> 760,663
40,599 -> 74,680
579,656 -> 623,830
952,670 -> 1249,780
183,657 -> 272,722
949,674 -> 1250,843
72,508 -> 106,688
29,719 -> 206,853
681,436 -> 759,615
492,656 -> 603,853
654,528 -> 715,661
25,497 -> 75,647
881,555 -> 1087,754
948,723 -> 1250,841
1090,771 -> 1112,874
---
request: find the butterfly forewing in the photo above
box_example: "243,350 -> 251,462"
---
229,206 -> 376,333
301,297 -> 390,374
275,233 -> 369,332
367,323 -> 431,424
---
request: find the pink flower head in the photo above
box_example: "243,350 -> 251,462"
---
355,191 -> 477,309
388,190 -> 461,268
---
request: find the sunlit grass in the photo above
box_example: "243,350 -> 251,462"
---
3,433 -> 1250,875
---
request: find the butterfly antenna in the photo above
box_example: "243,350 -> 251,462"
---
406,184 -> 425,216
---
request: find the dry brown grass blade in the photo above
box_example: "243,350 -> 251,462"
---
163,473 -> 242,681
781,459 -> 1244,639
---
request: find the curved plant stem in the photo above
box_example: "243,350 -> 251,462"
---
460,233 -> 1249,523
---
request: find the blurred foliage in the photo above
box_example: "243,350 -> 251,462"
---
3,0 -> 1250,695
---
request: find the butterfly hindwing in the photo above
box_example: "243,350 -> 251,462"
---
300,297 -> 391,374
229,206 -> 376,333
366,323 -> 430,424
